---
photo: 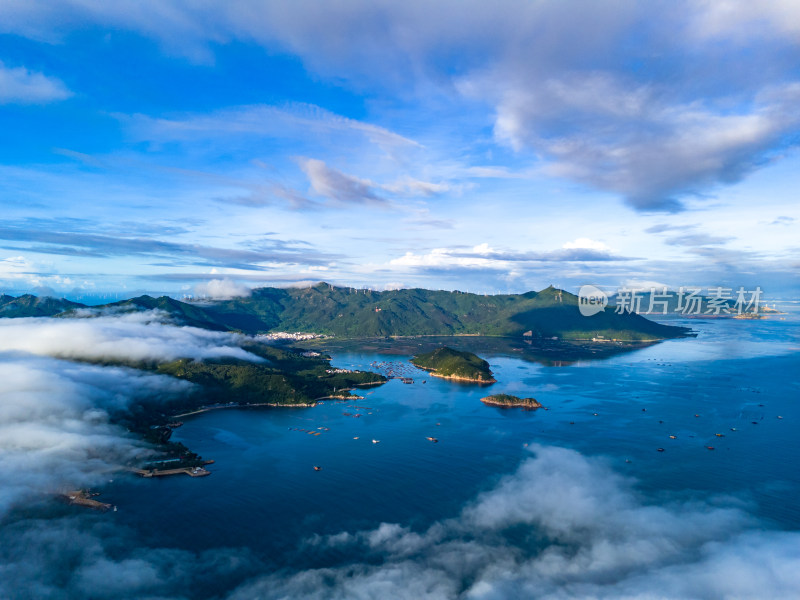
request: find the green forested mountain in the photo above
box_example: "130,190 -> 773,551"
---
98,295 -> 233,331
199,283 -> 689,340
1,283 -> 691,340
0,294 -> 86,317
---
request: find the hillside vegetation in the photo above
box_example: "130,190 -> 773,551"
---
1,283 -> 692,340
0,294 -> 85,317
197,284 -> 690,340
411,347 -> 496,383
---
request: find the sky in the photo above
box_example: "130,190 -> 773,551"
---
0,0 -> 798,301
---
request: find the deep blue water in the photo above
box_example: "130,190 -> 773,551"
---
109,314 -> 800,569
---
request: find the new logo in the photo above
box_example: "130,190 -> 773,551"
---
578,285 -> 608,317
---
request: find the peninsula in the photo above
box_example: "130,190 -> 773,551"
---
411,347 -> 496,383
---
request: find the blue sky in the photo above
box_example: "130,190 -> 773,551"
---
0,1 -> 798,301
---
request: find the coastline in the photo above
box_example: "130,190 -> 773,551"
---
170,393 -> 367,419
171,401 -> 317,418
426,370 -> 496,384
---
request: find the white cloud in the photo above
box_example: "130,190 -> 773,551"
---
0,255 -> 76,293
486,73 -> 800,211
228,444 -> 800,600
3,2 -> 800,212
298,158 -> 384,204
618,279 -> 673,292
562,238 -> 610,252
0,311 -> 261,364
388,241 -> 632,276
193,278 -> 251,300
691,0 -> 800,42
0,310 -> 269,519
381,176 -> 451,196
0,61 -> 71,104
0,255 -> 33,280
390,248 -> 501,270
0,353 -> 188,517
123,102 -> 419,154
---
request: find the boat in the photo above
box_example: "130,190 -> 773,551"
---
426,437 -> 438,443
715,433 -> 725,437
372,439 -> 380,444
313,466 -> 322,471
706,446 -> 715,450
657,448 -> 665,452
669,435 -> 677,439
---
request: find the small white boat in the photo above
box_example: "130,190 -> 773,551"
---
372,439 -> 380,444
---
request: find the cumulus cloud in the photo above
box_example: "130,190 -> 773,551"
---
0,61 -> 71,104
228,445 -> 800,600
0,254 -> 76,291
0,311 -> 261,364
193,278 -> 252,300
487,74 -> 800,211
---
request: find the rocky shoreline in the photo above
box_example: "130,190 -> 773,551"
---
427,371 -> 496,384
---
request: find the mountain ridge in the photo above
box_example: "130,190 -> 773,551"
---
0,283 -> 692,341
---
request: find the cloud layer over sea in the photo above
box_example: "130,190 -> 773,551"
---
0,312 -> 266,516
0,443 -> 798,599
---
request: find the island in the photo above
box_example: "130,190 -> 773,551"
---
480,393 -> 542,409
410,347 -> 496,383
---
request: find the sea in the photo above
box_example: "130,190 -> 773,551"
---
105,312 -> 800,596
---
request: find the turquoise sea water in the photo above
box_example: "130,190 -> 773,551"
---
107,313 -> 800,580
